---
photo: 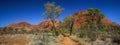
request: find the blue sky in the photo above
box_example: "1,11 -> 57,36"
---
0,0 -> 120,27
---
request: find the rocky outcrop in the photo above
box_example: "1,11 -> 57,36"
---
7,20 -> 61,30
38,20 -> 61,30
73,11 -> 88,27
102,17 -> 112,25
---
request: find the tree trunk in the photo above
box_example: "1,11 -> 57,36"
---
51,20 -> 58,36
70,22 -> 74,35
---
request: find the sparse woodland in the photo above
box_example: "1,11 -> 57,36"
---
0,2 -> 120,45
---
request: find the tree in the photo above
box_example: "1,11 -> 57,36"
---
79,24 -> 88,38
43,2 -> 64,36
64,15 -> 76,35
86,8 -> 105,31
86,8 -> 104,24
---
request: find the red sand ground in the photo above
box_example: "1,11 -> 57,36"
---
63,36 -> 78,45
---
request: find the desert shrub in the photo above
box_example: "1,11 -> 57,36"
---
14,30 -> 20,34
78,30 -> 88,38
118,30 -> 120,34
28,30 -> 34,34
42,30 -> 52,33
21,29 -> 27,34
0,27 -> 4,34
112,36 -> 120,44
59,29 -> 69,34
35,43 -> 44,45
6,28 -> 14,34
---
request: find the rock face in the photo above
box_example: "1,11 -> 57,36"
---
102,17 -> 112,25
38,20 -> 61,30
73,11 -> 112,28
73,11 -> 88,28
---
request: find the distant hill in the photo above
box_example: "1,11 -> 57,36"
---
7,22 -> 38,31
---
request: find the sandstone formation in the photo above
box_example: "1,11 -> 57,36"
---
38,20 -> 61,30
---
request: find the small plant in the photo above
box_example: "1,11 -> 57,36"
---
59,29 -> 69,35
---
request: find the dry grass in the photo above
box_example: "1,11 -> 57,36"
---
0,34 -> 64,45
0,34 -> 28,45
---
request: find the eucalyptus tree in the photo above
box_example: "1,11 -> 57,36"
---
79,23 -> 88,38
43,2 -> 64,36
64,15 -> 76,35
95,8 -> 105,24
86,8 -> 105,31
86,8 -> 104,24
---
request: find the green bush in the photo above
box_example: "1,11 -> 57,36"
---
59,29 -> 69,34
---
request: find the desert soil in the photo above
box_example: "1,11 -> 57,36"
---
63,36 -> 78,45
